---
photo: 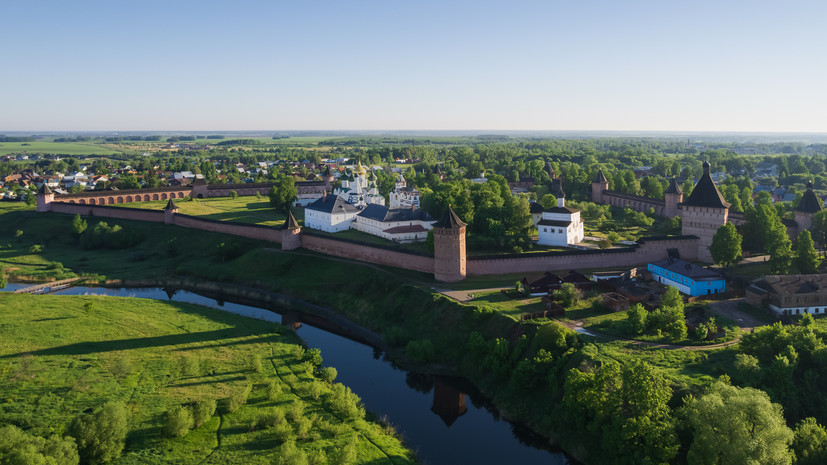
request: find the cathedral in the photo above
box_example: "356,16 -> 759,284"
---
333,161 -> 385,208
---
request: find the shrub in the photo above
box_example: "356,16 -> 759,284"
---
226,382 -> 252,413
287,401 -> 305,423
251,407 -> 285,431
15,229 -> 23,238
275,440 -> 308,465
553,283 -> 580,307
328,384 -> 365,419
295,417 -> 313,439
304,348 -> 323,367
405,339 -> 436,364
317,367 -> 337,384
250,354 -> 263,373
229,190 -> 238,199
0,425 -> 79,465
80,221 -> 143,250
307,382 -> 323,401
29,244 -> 43,253
267,379 -> 282,400
192,399 -> 217,428
69,400 -> 128,464
273,421 -> 293,443
165,406 -> 194,437
329,442 -> 357,465
179,356 -> 200,377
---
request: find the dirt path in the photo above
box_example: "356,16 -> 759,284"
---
706,298 -> 763,328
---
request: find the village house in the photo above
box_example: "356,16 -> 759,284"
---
747,274 -> 827,317
647,257 -> 725,297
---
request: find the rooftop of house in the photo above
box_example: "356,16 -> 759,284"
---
305,194 -> 360,214
357,203 -> 434,223
650,257 -> 723,281
752,274 -> 827,295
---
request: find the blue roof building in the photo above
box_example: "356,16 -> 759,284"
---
648,257 -> 725,297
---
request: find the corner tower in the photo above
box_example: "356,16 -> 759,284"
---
433,206 -> 467,282
36,184 -> 54,212
681,161 -> 729,262
794,181 -> 822,234
591,169 -> 608,204
281,210 -> 302,250
664,176 -> 683,218
163,198 -> 178,224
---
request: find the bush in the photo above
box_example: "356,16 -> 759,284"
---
329,442 -> 357,465
229,190 -> 238,199
275,440 -> 308,465
267,379 -> 282,400
226,382 -> 252,413
553,283 -> 580,308
29,244 -> 43,253
165,406 -> 194,437
288,401 -> 305,423
192,399 -> 217,428
405,339 -> 436,364
69,400 -> 128,464
251,407 -> 285,431
304,348 -> 323,367
273,421 -> 293,443
317,366 -> 337,384
0,425 -> 79,465
80,221 -> 143,250
328,384 -> 365,419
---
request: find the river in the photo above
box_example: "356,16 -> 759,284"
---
5,283 -> 571,465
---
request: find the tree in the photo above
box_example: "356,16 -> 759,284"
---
796,230 -> 821,274
792,418 -> 827,465
684,382 -> 794,465
627,303 -> 647,335
0,425 -> 78,465
553,282 -> 579,307
710,223 -> 743,268
268,176 -> 297,213
72,214 -> 87,236
69,400 -> 128,464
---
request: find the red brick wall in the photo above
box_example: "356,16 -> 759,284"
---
172,215 -> 282,243
301,235 -> 434,274
467,237 -> 699,275
50,202 -> 166,222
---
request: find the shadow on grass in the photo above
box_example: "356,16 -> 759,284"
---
0,329 -> 276,359
171,375 -> 249,388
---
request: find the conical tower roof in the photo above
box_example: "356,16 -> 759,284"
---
796,181 -> 822,213
593,169 -> 608,184
282,210 -> 301,230
434,205 -> 467,229
684,161 -> 729,209
322,165 -> 332,177
37,184 -> 53,195
164,198 -> 177,210
552,179 -> 565,198
665,176 -> 682,195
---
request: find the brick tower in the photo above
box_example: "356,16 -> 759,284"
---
433,206 -> 467,282
591,169 -> 609,204
794,181 -> 822,236
681,161 -> 729,262
163,198 -> 178,224
281,210 -> 302,250
664,176 -> 683,218
36,184 -> 54,212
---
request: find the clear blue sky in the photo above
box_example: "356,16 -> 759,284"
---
2,0 -> 826,132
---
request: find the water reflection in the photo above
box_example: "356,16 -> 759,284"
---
20,285 -> 572,465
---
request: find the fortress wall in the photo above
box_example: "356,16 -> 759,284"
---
50,202 -> 166,222
172,214 -> 282,243
467,237 -> 698,275
602,191 -> 666,216
301,234 -> 435,274
55,187 -> 191,205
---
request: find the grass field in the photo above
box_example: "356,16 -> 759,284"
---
122,197 -> 292,227
0,293 -> 414,464
0,141 -> 122,156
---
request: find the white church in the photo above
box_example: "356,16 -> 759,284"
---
537,180 -> 584,247
333,161 -> 385,208
389,175 -> 420,208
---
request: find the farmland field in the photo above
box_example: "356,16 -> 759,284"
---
0,141 -> 122,156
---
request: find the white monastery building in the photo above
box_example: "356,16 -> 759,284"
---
537,181 -> 584,247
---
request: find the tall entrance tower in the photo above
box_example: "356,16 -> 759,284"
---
681,161 -> 729,262
433,206 -> 467,282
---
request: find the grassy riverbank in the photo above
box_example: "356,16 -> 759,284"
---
0,293 -> 415,464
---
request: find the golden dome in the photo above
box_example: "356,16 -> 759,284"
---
355,161 -> 367,176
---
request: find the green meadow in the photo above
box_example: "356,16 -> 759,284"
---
0,293 -> 415,464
